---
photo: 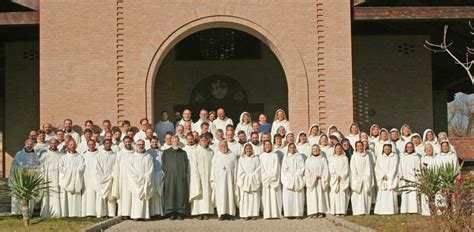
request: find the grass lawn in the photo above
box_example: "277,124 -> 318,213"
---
0,215 -> 103,232
345,214 -> 434,231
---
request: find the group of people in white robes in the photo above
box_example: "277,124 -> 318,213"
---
9,109 -> 460,220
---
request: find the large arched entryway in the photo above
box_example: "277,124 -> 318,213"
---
153,28 -> 288,123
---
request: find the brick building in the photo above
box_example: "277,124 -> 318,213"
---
0,0 -> 473,176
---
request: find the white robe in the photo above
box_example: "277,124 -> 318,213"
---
305,155 -> 329,215
128,151 -> 154,219
434,151 -> 459,169
350,152 -> 373,215
319,145 -> 332,158
189,146 -> 215,215
95,149 -> 117,217
236,123 -> 252,138
296,143 -> 311,160
213,117 -> 233,132
111,148 -> 135,216
328,154 -> 350,215
193,119 -> 217,135
147,148 -> 164,216
373,139 -> 392,159
259,152 -> 282,219
64,130 -> 81,144
82,150 -> 99,217
237,154 -> 261,218
346,134 -> 360,149
281,152 -> 305,217
34,142 -> 49,157
183,144 -> 197,160
9,149 -> 40,216
250,143 -> 263,156
40,149 -> 62,218
374,153 -> 399,215
210,150 -> 238,217
420,155 -> 436,216
59,152 -> 85,217
271,120 -> 289,137
399,152 -> 421,214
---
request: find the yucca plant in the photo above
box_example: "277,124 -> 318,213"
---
8,167 -> 49,227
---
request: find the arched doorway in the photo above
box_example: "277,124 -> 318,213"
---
154,28 -> 288,123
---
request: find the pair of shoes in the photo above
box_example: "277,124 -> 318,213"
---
169,215 -> 176,220
198,215 -> 203,220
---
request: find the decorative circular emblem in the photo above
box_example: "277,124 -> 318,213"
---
210,79 -> 228,100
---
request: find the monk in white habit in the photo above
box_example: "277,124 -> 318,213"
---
273,134 -> 286,160
43,123 -> 56,142
259,140 -> 282,219
63,119 -> 81,144
183,132 -> 197,160
307,124 -> 321,146
40,138 -> 62,218
178,109 -> 194,128
59,140 -> 85,217
34,130 -> 49,157
422,129 -> 439,154
350,141 -> 374,215
236,112 -> 253,137
160,132 -> 173,151
389,128 -> 405,155
374,144 -> 399,215
210,141 -> 238,220
305,144 -> 329,218
95,139 -> 117,218
249,132 -> 263,156
146,136 -> 164,218
10,138 -> 40,216
437,132 -> 457,154
226,130 -> 240,158
420,143 -> 436,216
410,133 -> 425,156
193,109 -> 217,135
128,139 -> 154,219
400,124 -> 412,144
213,108 -> 233,132
111,136 -> 135,218
296,131 -> 311,159
399,142 -> 421,214
237,143 -> 261,220
81,140 -> 99,217
318,134 -> 332,158
344,124 -> 359,149
281,143 -> 305,219
271,109 -> 290,137
435,141 -> 459,169
189,134 -> 214,220
373,128 -> 392,159
328,143 -> 350,216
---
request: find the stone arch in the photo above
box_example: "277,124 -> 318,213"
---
136,8 -> 310,131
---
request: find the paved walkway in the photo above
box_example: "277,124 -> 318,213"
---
106,217 -> 354,232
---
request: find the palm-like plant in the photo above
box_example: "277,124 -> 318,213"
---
8,167 -> 49,226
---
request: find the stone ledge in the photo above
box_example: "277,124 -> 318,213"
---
79,216 -> 123,232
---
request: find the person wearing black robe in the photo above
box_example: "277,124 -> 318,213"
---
162,135 -> 189,220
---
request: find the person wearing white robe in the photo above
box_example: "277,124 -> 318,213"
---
59,140 -> 85,217
369,124 -> 380,149
423,129 -> 439,154
249,132 -> 263,156
237,144 -> 261,219
189,135 -> 215,220
389,128 -> 405,155
226,130 -> 241,159
95,139 -> 117,218
307,124 -> 321,146
400,124 -> 412,145
318,134 -> 332,158
435,141 -> 459,169
177,109 -> 195,129
260,140 -> 283,219
43,123 -> 56,142
63,119 -> 81,144
127,139 -> 154,219
410,133 -> 425,157
373,128 -> 393,159
111,136 -> 135,218
346,123 -> 361,149
374,144 -> 399,215
183,133 -> 197,160
34,132 -> 50,157
272,134 -> 286,161
328,143 -> 350,216
81,140 -> 99,217
211,141 -> 239,220
350,141 -> 374,215
9,139 -> 40,216
420,143 -> 436,216
437,132 -> 457,155
154,111 -> 175,144
193,109 -> 217,135
305,144 -> 329,218
296,131 -> 311,159
281,143 -> 305,218
39,139 -> 62,218
213,108 -> 234,132
146,137 -> 164,217
235,112 -> 252,137
271,109 -> 290,137
399,142 -> 421,214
